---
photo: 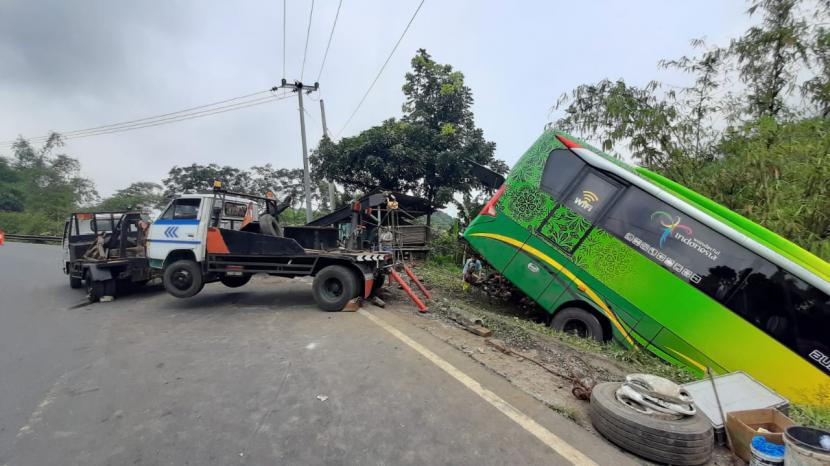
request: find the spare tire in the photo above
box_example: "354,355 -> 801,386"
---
259,214 -> 282,237
590,382 -> 713,465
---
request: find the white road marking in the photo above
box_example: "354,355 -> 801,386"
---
358,309 -> 598,466
16,372 -> 69,439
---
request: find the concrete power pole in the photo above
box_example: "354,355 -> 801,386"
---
276,79 -> 318,223
319,99 -> 336,211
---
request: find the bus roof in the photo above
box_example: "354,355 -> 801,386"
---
551,130 -> 830,290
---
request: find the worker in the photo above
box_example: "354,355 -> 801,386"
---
462,254 -> 483,290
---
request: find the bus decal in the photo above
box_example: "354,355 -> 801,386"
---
651,211 -> 693,247
665,347 -> 707,372
470,232 -> 635,345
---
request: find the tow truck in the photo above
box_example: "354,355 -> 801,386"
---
62,210 -> 158,302
146,183 -> 393,311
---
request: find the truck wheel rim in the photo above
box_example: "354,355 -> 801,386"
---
322,278 -> 343,299
172,270 -> 193,290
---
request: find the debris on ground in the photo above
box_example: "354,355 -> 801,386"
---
316,395 -> 328,402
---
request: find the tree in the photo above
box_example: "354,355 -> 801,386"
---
0,133 -> 97,235
162,164 -> 252,199
731,0 -> 809,119
312,49 -> 506,225
0,157 -> 24,212
97,182 -> 164,211
5,133 -> 97,220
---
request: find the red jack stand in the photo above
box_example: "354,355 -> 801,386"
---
390,269 -> 428,313
403,265 -> 431,300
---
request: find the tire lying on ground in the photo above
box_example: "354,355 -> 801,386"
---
220,274 -> 252,288
589,382 -> 713,465
312,265 -> 358,311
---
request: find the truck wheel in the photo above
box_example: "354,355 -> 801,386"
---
84,271 -> 114,303
70,275 -> 83,289
312,265 -> 358,311
220,274 -> 251,288
85,270 -> 100,303
550,307 -> 606,342
163,260 -> 204,298
590,382 -> 713,465
259,214 -> 282,237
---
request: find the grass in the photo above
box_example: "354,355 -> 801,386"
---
790,403 -> 830,431
416,261 -> 698,384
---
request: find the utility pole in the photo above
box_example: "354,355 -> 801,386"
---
319,99 -> 337,211
275,79 -> 318,223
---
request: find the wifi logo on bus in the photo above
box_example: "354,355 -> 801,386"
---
573,190 -> 599,212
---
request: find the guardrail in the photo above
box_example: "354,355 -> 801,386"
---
4,234 -> 62,244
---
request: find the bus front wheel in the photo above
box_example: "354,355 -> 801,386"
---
550,307 -> 606,342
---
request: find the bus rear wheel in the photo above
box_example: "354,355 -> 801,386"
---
550,307 -> 606,342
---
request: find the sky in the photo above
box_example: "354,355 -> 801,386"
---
0,0 -> 753,201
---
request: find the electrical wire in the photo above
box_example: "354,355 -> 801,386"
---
283,0 -> 287,79
316,0 -> 343,83
336,0 -> 425,138
3,93 -> 292,146
2,90 -> 276,145
300,0 -> 315,81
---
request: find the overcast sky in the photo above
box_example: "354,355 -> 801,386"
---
0,0 -> 752,199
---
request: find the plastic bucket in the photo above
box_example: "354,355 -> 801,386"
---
749,436 -> 784,466
784,426 -> 830,466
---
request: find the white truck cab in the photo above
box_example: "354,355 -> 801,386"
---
147,187 -> 392,311
147,193 -> 251,269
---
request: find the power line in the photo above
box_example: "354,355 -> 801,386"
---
3,93 -> 292,146
316,0 -> 343,83
3,90 -> 275,145
336,0 -> 425,137
300,0 -> 316,81
283,0 -> 287,79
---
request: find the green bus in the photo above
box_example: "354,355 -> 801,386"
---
464,129 -> 830,405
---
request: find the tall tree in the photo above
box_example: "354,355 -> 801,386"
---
97,182 -> 164,211
312,49 -> 506,225
162,164 -> 252,199
5,133 -> 97,220
731,0 -> 809,118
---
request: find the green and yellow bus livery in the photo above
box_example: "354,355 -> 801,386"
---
464,129 -> 830,405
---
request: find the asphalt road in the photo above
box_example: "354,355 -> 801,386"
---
0,242 -> 636,465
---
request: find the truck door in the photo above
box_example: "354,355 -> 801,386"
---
148,198 -> 205,264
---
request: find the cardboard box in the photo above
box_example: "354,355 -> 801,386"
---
725,408 -> 795,462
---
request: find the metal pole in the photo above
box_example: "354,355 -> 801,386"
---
319,99 -> 336,210
297,87 -> 313,223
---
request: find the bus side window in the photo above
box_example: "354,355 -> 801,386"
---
725,261 -> 795,346
783,273 -> 830,364
540,149 -> 585,200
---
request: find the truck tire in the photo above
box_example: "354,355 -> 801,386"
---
220,274 -> 252,288
70,275 -> 83,289
590,382 -> 713,465
84,270 -> 115,303
312,265 -> 358,311
550,307 -> 606,342
163,259 -> 204,298
259,214 -> 282,237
